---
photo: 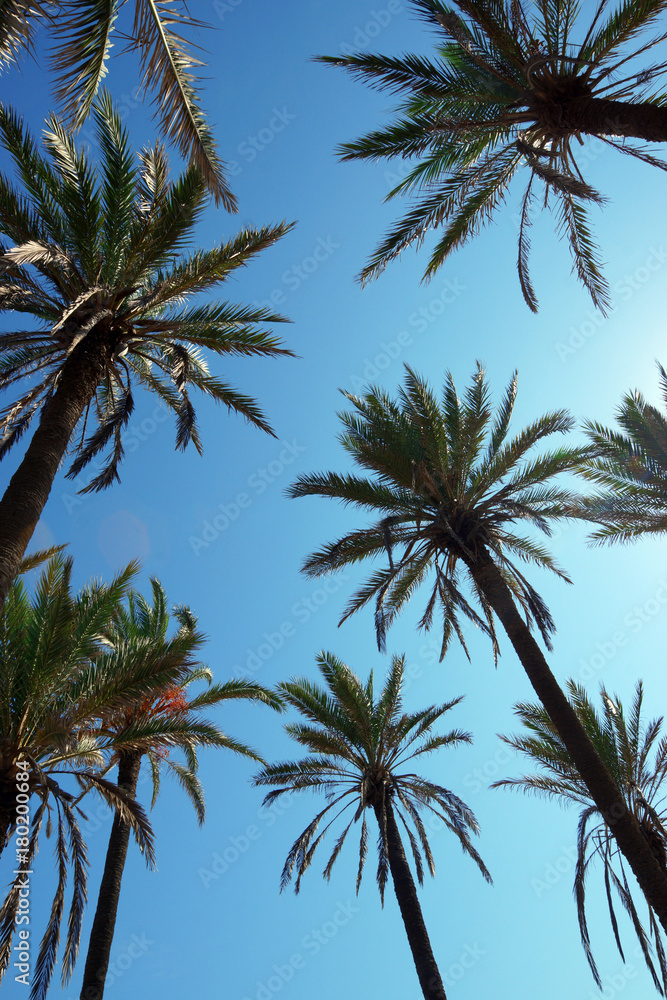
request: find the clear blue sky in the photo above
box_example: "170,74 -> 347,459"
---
2,2 -> 667,999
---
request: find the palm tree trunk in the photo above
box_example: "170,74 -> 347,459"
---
534,94 -> 667,143
0,797 -> 14,857
0,765 -> 30,857
374,800 -> 448,1000
79,751 -> 142,1000
0,333 -> 111,609
471,548 -> 667,932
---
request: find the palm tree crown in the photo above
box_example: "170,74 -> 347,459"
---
255,651 -> 489,895
0,96 -> 292,478
578,362 -> 667,543
0,1 -> 235,207
494,680 -> 667,995
0,95 -> 293,605
289,363 -> 586,660
321,0 -> 667,311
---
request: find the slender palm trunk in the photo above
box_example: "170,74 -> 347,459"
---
79,751 -> 142,1000
0,333 -> 110,608
533,95 -> 667,143
374,800 -> 448,1000
471,548 -> 667,932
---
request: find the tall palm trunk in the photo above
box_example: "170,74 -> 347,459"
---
0,789 -> 15,857
374,800 -> 448,1000
79,750 -> 142,1000
471,548 -> 667,932
532,95 -> 667,144
0,331 -> 111,608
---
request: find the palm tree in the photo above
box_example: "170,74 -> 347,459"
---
253,651 -> 491,1000
0,554 -> 188,1000
287,362 -> 667,932
320,0 -> 667,311
494,680 -> 667,995
0,95 -> 294,607
79,579 -> 283,1000
0,1 -> 234,208
578,361 -> 667,543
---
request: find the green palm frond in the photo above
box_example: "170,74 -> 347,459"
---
78,771 -> 156,863
0,2 -> 48,69
554,190 -> 611,312
162,759 -> 205,824
15,544 -> 68,576
185,679 -> 284,713
49,0 -> 120,128
130,0 -> 235,209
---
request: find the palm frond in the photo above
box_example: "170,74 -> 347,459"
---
131,0 -> 235,209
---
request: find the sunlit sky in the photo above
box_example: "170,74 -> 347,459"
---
2,2 -> 667,999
